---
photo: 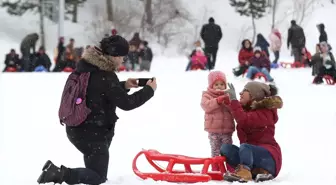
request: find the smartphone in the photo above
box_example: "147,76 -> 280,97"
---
138,78 -> 154,86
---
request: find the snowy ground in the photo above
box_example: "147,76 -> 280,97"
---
1,54 -> 336,185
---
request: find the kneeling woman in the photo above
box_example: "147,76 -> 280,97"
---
221,82 -> 282,182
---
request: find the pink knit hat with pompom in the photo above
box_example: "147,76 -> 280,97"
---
208,71 -> 227,88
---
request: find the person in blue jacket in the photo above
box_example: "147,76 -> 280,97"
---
255,34 -> 270,58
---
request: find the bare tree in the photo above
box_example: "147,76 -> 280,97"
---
236,25 -> 253,51
106,0 -> 113,21
140,0 -> 193,48
85,3 -> 141,42
292,0 -> 318,25
271,0 -> 278,28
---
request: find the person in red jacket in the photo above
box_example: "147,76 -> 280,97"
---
301,47 -> 312,67
233,39 -> 254,77
220,82 -> 283,183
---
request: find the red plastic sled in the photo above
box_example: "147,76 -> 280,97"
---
5,67 -> 17,72
242,70 -> 267,81
312,75 -> 335,85
280,61 -> 304,68
62,67 -> 74,72
132,149 -> 229,183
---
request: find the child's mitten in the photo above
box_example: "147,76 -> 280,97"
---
216,96 -> 225,104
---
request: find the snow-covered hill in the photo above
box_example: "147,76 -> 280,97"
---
1,60 -> 336,185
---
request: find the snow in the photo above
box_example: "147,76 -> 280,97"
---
1,0 -> 336,184
1,54 -> 336,185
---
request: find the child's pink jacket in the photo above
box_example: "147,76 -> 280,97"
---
201,88 -> 235,134
269,28 -> 282,52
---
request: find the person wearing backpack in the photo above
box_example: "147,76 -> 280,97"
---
37,35 -> 156,185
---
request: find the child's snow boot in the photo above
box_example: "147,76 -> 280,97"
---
37,160 -> 69,184
223,164 -> 252,182
270,62 -> 279,69
251,168 -> 274,182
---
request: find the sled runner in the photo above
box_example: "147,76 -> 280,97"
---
132,149 -> 229,183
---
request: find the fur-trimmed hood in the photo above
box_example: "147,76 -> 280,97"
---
249,96 -> 283,110
81,47 -> 117,72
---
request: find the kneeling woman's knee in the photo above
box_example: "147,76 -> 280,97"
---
261,68 -> 269,73
220,144 -> 235,156
239,143 -> 253,152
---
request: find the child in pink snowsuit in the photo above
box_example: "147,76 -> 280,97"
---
201,71 -> 235,170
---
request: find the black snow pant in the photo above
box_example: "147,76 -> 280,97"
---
20,48 -> 32,72
65,126 -> 114,185
272,51 -> 280,64
292,47 -> 303,62
204,46 -> 218,70
233,65 -> 249,77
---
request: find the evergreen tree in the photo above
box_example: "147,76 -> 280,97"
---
229,0 -> 268,43
1,0 -> 87,23
65,0 -> 87,23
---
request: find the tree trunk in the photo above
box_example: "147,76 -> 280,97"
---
106,0 -> 113,21
72,1 -> 78,23
145,0 -> 153,26
271,0 -> 277,28
39,0 -> 45,48
251,16 -> 256,44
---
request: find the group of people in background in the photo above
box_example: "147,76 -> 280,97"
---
186,18 -> 335,85
186,17 -> 222,71
3,18 -> 336,85
2,29 -> 153,73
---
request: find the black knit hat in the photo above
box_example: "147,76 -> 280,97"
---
99,35 -> 129,56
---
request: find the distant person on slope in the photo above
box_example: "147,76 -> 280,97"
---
245,47 -> 274,82
268,28 -> 282,65
31,46 -> 52,71
233,39 -> 254,77
129,32 -> 142,49
221,82 -> 282,182
200,17 -> 223,70
311,44 -> 323,76
254,33 -> 270,58
287,20 -> 306,63
317,23 -> 328,43
312,41 -> 336,84
20,33 -> 39,71
138,41 -> 153,71
3,49 -> 21,72
37,35 -> 156,185
111,28 -> 117,36
185,40 -> 207,71
201,71 -> 235,171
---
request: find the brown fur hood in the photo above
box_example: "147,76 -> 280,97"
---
81,47 -> 117,72
249,96 -> 283,110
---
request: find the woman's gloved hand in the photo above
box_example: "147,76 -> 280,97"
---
224,83 -> 237,101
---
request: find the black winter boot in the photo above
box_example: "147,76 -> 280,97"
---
37,160 -> 69,184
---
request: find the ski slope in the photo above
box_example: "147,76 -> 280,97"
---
1,55 -> 336,185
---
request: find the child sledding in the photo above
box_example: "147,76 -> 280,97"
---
186,41 -> 208,71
